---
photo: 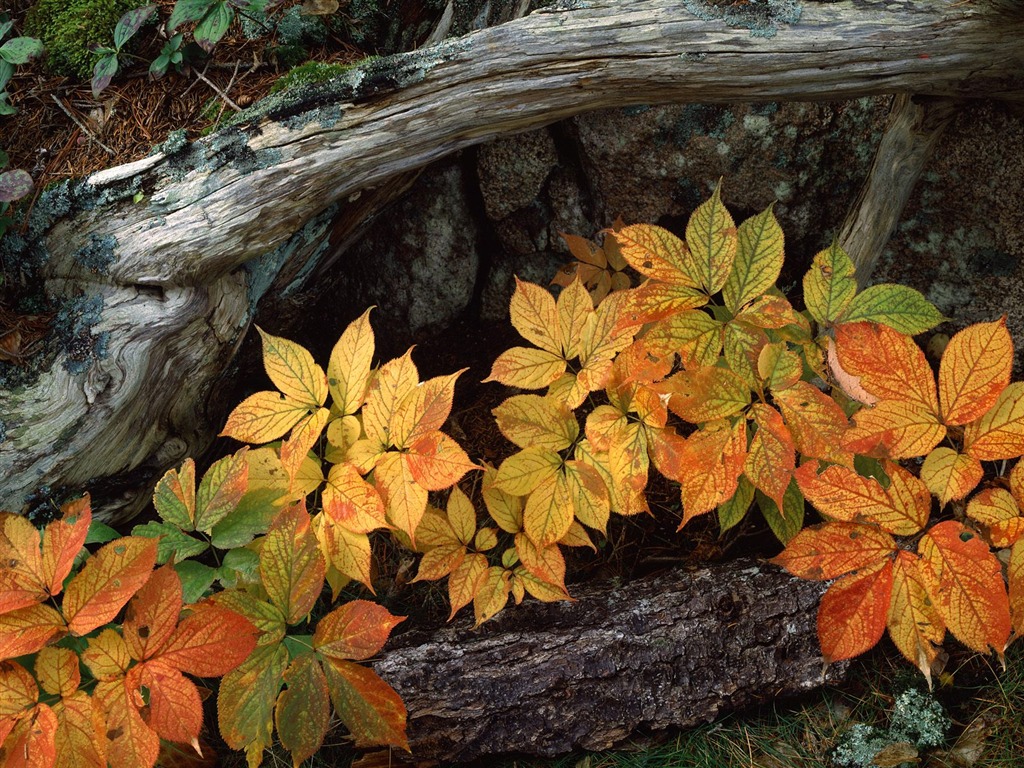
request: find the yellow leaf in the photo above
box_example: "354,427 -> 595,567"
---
404,431 -> 477,491
256,327 -> 327,407
221,391 -> 312,444
802,241 -> 856,327
493,447 -> 561,496
921,447 -> 983,505
446,487 -> 477,546
615,280 -> 708,326
35,645 -> 80,698
1010,539 -> 1024,637
325,414 -> 362,458
564,459 -> 610,534
474,527 -> 498,552
280,406 -> 330,486
578,290 -> 641,386
317,516 -> 374,591
374,452 -> 428,546
888,552 -> 945,688
514,534 -> 569,596
939,318 -> 1013,426
608,422 -> 650,516
361,349 -> 418,446
473,566 -> 511,626
327,307 -> 375,416
482,465 -> 524,534
510,277 -> 561,355
447,553 -> 488,620
557,276 -> 594,359
964,381 -> 1024,460
389,369 -> 466,449
842,401 -> 945,460
684,181 -> 738,294
965,488 -> 1024,548
642,310 -> 723,369
323,462 -> 387,534
757,342 -> 802,392
723,203 -> 784,313
523,470 -> 574,546
613,224 -> 697,287
723,320 -> 768,390
492,394 -> 579,451
484,346 -> 566,389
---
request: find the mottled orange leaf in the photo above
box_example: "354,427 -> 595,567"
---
158,602 -> 257,678
321,657 -> 409,750
81,628 -> 131,681
138,660 -> 203,747
802,241 -> 856,328
275,653 -> 330,766
965,488 -> 1024,548
327,307 -> 375,416
921,447 -> 983,505
657,365 -> 750,423
722,203 -> 784,314
642,310 -> 722,369
744,403 -> 795,511
919,520 -> 1010,656
62,537 -> 156,636
939,318 -> 1013,426
0,602 -> 65,662
361,349 -> 418,447
404,431 -> 477,491
578,290 -> 642,384
834,322 -> 938,413
485,346 -> 566,390
259,503 -> 325,625
34,646 -> 79,699
3,703 -> 57,768
608,421 -> 650,517
771,522 -> 895,580
818,559 -> 893,663
390,370 -> 465,449
323,463 -> 387,534
314,600 -> 405,662
0,660 -> 38,717
673,420 -> 747,527
964,381 -> 1024,460
40,496 -> 91,598
257,327 -> 327,407
193,448 -> 249,533
887,551 -> 946,689
842,401 -> 945,460
375,452 -> 428,545
473,566 -> 512,626
509,277 -> 561,355
615,280 -> 708,325
723,320 -> 768,389
280,407 -> 330,486
826,337 -> 877,406
52,691 -> 105,768
735,295 -> 802,330
123,565 -> 182,663
773,381 -> 852,465
95,676 -> 159,768
515,534 -> 569,597
614,224 -> 697,287
492,394 -> 579,452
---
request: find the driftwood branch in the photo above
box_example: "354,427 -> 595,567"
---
2,0 -> 1022,521
374,559 -> 845,762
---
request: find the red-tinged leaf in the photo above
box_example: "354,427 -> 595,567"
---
41,496 -> 91,597
153,459 -> 196,530
361,349 -> 419,447
95,677 -> 159,768
774,381 -> 852,464
158,603 -> 257,677
209,592 -> 285,648
826,337 -> 877,406
684,182 -> 737,294
557,277 -> 594,359
138,660 -> 203,746
0,513 -> 50,613
964,381 -> 1024,460
642,310 -> 723,369
53,692 -> 106,768
257,327 -> 327,408
62,536 -> 157,636
877,461 -> 933,536
675,421 -> 747,527
492,394 -> 579,452
771,522 -> 896,581
217,643 -> 288,755
802,241 -> 856,327
834,322 -> 939,413
275,653 -> 331,765
123,564 -> 182,662
375,452 -> 428,546
514,534 -> 569,596
735,295 -> 802,331
842,400 -> 945,459
744,403 -> 795,511
657,365 -> 750,423
448,553 -> 488,619
314,600 -> 405,661
723,203 -> 785,314
390,370 -> 466,449
404,431 -> 477,491
509,277 -> 561,355
0,661 -> 37,717
493,447 -> 561,496
220,390 -> 312,444
321,657 -> 409,750
966,488 -> 1024,548
485,346 -> 566,389
259,504 -> 325,624
280,407 -> 330,486
564,459 -> 611,534
919,520 -> 1010,656
0,602 -> 64,661
888,551 -> 946,689
939,318 -> 1013,425
35,646 -> 79,699
615,280 -> 708,325
328,307 -> 375,416
81,628 -> 131,681
921,447 -> 983,506
3,704 -> 57,768
524,470 -> 574,547
1010,539 -> 1024,636
584,404 -> 627,452
473,566 -> 511,626
323,462 -> 387,534
317,516 -> 375,591
818,559 -> 893,663
614,224 -> 697,287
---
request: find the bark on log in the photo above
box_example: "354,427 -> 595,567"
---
2,0 -> 1023,522
373,559 -> 846,762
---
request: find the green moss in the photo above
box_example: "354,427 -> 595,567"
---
270,59 -> 374,95
26,0 -> 140,78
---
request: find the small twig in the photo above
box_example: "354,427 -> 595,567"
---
192,68 -> 242,113
50,95 -> 115,156
179,58 -> 210,99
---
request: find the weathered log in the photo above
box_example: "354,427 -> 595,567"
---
373,559 -> 845,762
2,0 -> 1023,522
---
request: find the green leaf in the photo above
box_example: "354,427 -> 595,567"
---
195,448 -> 249,533
194,2 -> 233,52
210,488 -> 281,549
718,475 -> 755,534
723,204 -> 785,313
838,283 -> 945,335
217,642 -> 289,754
802,241 -> 856,327
684,181 -> 738,295
275,653 -> 330,765
91,54 -> 119,98
757,479 -> 805,544
85,521 -> 120,545
131,521 -> 209,564
0,37 -> 44,65
168,0 -> 218,31
114,5 -> 157,51
174,560 -> 217,603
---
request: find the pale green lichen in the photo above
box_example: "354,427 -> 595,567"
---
681,0 -> 802,38
832,689 -> 949,768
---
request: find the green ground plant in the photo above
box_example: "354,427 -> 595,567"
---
26,0 -> 139,78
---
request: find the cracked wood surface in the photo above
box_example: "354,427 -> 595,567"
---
374,559 -> 844,762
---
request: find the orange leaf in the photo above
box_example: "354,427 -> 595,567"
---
81,628 -> 131,681
484,346 -> 566,389
817,559 -> 893,663
280,407 -> 330,486
842,400 -> 945,460
1010,539 -> 1024,637
773,381 -> 852,465
966,488 -> 1024,548
95,676 -> 159,768
404,431 -> 477,491
615,280 -> 708,325
390,370 -> 466,449
138,659 -> 203,746
723,320 -> 768,389
158,602 -> 257,678
744,403 -> 795,511
657,365 -> 750,423
314,600 -> 405,661
40,496 -> 91,599
327,307 -> 375,416
509,277 -> 561,355
771,522 -> 895,581
216,643 -> 288,756
563,459 -> 611,534
888,552 -> 946,689
515,534 -> 569,597
0,603 -> 65,662
964,381 -> 1024,460
3,704 -> 57,768
53,691 -> 105,768
62,537 -> 157,637
321,658 -> 409,750
259,503 -> 326,624
256,327 -> 327,408
834,322 -> 938,413
275,653 -> 330,765
921,447 -> 983,505
939,318 -> 1013,426
919,520 -> 1010,656
123,564 -> 182,662
0,660 -> 38,718
674,420 -> 747,527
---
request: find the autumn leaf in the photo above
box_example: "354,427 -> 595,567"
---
817,559 -> 893,663
321,657 -> 409,750
802,241 -> 856,327
966,488 -> 1024,548
921,447 -> 983,505
642,310 -> 723,369
493,447 -> 561,496
221,391 -> 315,445
524,470 -> 574,546
515,534 -> 569,597
447,553 -> 488,620
274,653 -> 331,765
492,394 -> 579,451
218,643 -> 289,759
722,203 -> 784,314
259,503 -> 326,625
744,403 -> 795,512
888,551 -> 946,688
842,400 -> 945,460
834,322 -> 938,413
509,276 -> 561,355
257,327 -> 328,407
328,307 -> 376,416
314,600 -> 405,661
838,283 -> 945,335
614,223 -> 698,288
964,382 -> 1024,460
485,346 -> 566,389
684,182 -> 738,295
771,521 -> 896,581
62,536 -> 157,636
1010,539 -> 1024,637
938,318 -> 1012,426
473,566 -> 512,626
773,381 -> 852,465
656,365 -> 751,423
